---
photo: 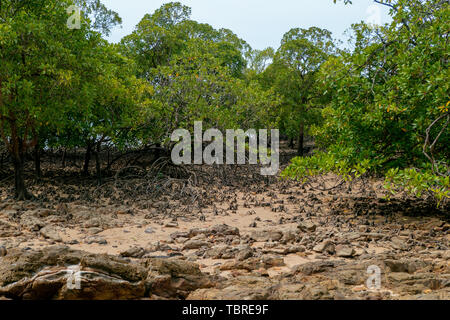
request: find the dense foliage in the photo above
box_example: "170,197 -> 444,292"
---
0,0 -> 448,207
283,0 -> 449,207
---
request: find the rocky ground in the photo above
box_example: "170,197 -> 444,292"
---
0,147 -> 449,300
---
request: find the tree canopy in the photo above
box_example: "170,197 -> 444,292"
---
0,0 -> 448,207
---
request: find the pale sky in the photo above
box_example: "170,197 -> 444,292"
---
102,0 -> 392,50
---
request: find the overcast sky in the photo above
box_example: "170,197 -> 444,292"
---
102,0 -> 392,50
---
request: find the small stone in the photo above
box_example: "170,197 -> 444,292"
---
262,255 -> 285,268
236,247 -> 253,261
443,251 -> 450,260
390,237 -> 408,251
250,230 -> 283,242
85,236 -> 107,245
183,239 -> 210,250
165,222 -> 179,228
120,246 -> 146,258
298,221 -> 317,233
175,237 -> 189,244
0,246 -> 6,256
40,226 -> 62,242
335,245 -> 355,258
313,240 -> 335,254
87,227 -> 103,235
145,227 -> 155,234
281,231 -> 297,244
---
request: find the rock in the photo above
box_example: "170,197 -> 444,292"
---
335,245 -> 355,258
39,226 -> 62,242
170,231 -> 190,240
183,240 -> 210,250
298,221 -> 317,233
391,237 -> 409,251
384,259 -> 428,273
443,251 -> 450,260
86,227 -> 103,235
144,227 -> 155,234
145,242 -> 162,252
84,236 -> 107,245
145,259 -> 217,299
83,218 -> 101,228
294,261 -> 337,275
250,230 -> 283,242
0,246 -> 217,300
175,237 -> 189,244
0,220 -> 17,237
363,233 -> 384,241
0,246 -> 146,299
205,245 -> 230,259
313,240 -> 335,254
120,246 -> 146,259
190,224 -> 240,238
286,245 -> 306,254
187,276 -> 274,300
0,246 -> 6,257
1,210 -> 17,218
165,222 -> 178,228
20,215 -> 44,231
236,247 -> 253,261
261,255 -> 285,268
281,230 -> 298,244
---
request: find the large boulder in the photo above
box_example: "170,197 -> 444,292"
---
0,246 -> 216,300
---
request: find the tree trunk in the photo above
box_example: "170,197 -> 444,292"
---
61,149 -> 66,168
83,143 -> 92,176
297,121 -> 305,156
13,154 -> 30,200
289,137 -> 294,148
34,144 -> 41,178
95,142 -> 102,185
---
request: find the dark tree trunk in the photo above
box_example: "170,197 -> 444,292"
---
297,121 -> 305,156
61,149 -> 66,168
34,144 -> 41,178
289,137 -> 294,148
95,142 -> 102,185
13,154 -> 30,200
83,143 -> 92,176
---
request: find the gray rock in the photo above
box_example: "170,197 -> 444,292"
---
298,221 -> 317,233
335,245 -> 355,258
183,239 -> 210,250
165,222 -> 179,228
236,247 -> 253,261
250,230 -> 283,242
205,245 -> 229,259
84,236 -> 107,245
313,240 -> 335,254
384,259 -> 428,273
40,226 -> 62,242
120,246 -> 146,258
